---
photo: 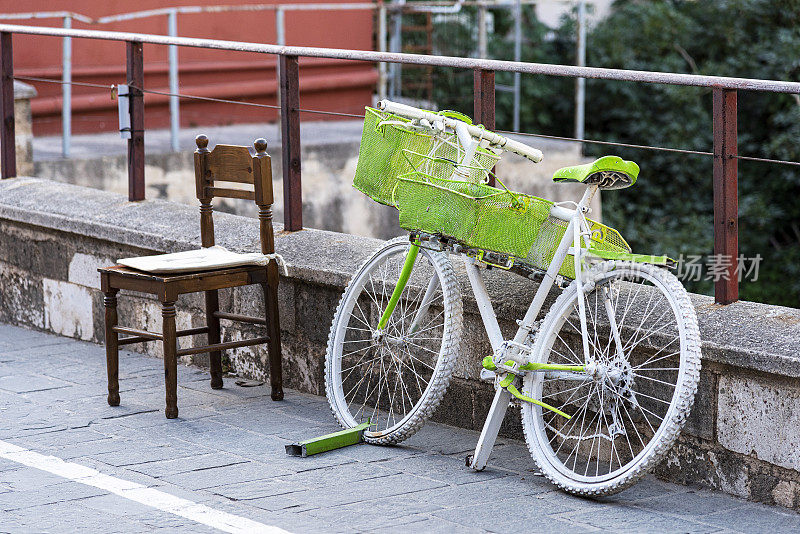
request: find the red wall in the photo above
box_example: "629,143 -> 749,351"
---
10,1 -> 376,135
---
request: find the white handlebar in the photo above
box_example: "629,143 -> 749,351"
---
378,100 -> 543,163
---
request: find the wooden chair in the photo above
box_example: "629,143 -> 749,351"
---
99,135 -> 283,418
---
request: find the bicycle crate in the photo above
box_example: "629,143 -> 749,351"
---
353,107 -> 500,206
394,155 -> 630,279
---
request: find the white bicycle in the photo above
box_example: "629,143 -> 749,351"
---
325,100 -> 701,496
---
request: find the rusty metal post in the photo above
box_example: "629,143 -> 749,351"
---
126,41 -> 145,201
712,88 -> 738,304
0,32 -> 15,179
473,68 -> 495,186
280,54 -> 302,231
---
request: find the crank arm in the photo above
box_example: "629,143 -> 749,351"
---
499,374 -> 571,419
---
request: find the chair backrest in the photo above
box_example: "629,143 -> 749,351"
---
193,134 -> 275,255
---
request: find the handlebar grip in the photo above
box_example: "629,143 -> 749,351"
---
502,137 -> 544,163
378,99 -> 544,163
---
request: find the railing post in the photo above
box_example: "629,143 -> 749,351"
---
473,68 -> 495,186
477,4 -> 487,59
389,1 -> 402,98
62,15 -> 72,158
512,0 -> 521,132
279,54 -> 302,231
377,2 -> 387,101
167,9 -> 180,152
712,87 -> 738,304
0,31 -> 15,179
276,7 -> 286,46
126,41 -> 145,201
574,0 -> 586,152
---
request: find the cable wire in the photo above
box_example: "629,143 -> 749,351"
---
733,154 -> 800,167
127,85 -> 281,110
294,107 -> 364,118
497,129 -> 714,158
14,75 -> 800,167
14,75 -> 114,90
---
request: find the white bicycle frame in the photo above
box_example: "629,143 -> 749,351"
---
377,100 -> 603,471
465,183 -> 599,471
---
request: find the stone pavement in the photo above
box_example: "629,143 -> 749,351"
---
1,323 -> 798,534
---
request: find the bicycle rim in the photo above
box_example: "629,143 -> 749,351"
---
522,262 -> 700,495
325,237 -> 462,444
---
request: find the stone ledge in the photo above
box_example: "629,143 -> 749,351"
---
1,177 -> 798,378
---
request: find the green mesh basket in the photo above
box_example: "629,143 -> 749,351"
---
353,107 -> 500,206
525,215 -> 630,279
395,155 -> 630,279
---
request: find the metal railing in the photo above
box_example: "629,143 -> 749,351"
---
1,1 -> 549,156
2,23 -> 800,305
0,5 -> 377,156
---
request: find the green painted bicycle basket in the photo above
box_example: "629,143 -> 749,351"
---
394,155 -> 630,279
353,107 -> 500,206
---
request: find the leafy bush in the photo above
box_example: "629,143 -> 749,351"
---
578,0 -> 800,306
409,0 -> 800,306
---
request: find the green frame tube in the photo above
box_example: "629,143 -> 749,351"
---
377,243 -> 419,329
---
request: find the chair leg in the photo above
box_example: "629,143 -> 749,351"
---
162,301 -> 179,419
205,289 -> 224,389
104,289 -> 120,407
263,270 -> 283,401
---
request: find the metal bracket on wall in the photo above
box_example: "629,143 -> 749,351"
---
117,83 -> 131,139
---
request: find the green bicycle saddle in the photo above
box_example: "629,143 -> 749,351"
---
552,155 -> 639,190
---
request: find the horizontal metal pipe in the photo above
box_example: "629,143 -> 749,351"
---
0,12 -> 93,23
2,23 -> 799,93
3,1 -> 541,25
96,3 -> 378,23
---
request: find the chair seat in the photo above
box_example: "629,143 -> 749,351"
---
99,263 -> 268,300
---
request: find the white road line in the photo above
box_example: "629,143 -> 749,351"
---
0,440 -> 291,534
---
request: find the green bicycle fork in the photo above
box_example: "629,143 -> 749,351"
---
377,243 -> 420,330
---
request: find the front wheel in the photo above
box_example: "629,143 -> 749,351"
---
325,236 -> 463,445
521,261 -> 701,496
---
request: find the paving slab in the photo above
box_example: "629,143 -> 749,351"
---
0,323 -> 796,533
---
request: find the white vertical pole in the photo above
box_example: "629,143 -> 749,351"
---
378,3 -> 387,100
276,7 -> 286,46
575,0 -> 586,150
390,0 -> 405,98
513,0 -> 521,132
477,4 -> 487,59
168,9 -> 180,152
276,7 -> 285,144
62,15 -> 72,158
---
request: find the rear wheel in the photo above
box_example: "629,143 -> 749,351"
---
521,261 -> 700,495
325,237 -> 462,444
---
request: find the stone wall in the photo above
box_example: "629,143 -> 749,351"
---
2,177 -> 800,508
32,136 -> 599,240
